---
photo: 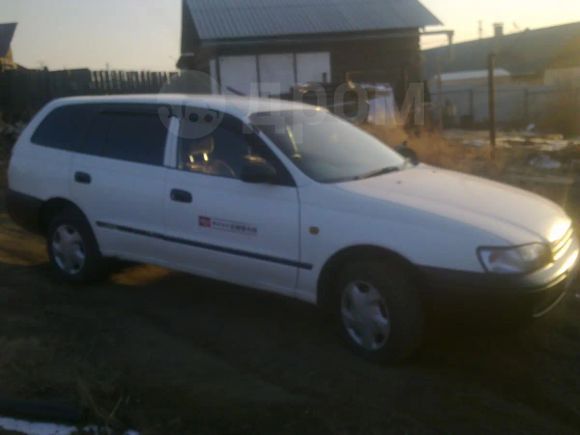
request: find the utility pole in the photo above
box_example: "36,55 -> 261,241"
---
436,56 -> 443,131
488,53 -> 497,158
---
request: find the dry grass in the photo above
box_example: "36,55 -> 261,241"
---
363,124 -> 580,210
537,93 -> 580,138
363,124 -> 498,176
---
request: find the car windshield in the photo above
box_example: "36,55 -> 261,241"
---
251,110 -> 406,183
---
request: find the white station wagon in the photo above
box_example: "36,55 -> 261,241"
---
7,95 -> 579,362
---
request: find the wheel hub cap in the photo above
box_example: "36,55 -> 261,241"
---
341,281 -> 391,351
52,225 -> 86,275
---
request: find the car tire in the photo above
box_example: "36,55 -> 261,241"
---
47,208 -> 107,283
334,260 -> 423,364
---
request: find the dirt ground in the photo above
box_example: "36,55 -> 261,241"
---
1,152 -> 580,434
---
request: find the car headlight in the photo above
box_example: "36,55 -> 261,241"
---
478,244 -> 552,274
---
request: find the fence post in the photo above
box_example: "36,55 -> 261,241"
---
488,53 -> 497,157
436,57 -> 444,130
523,88 -> 529,126
469,89 -> 474,126
576,87 -> 580,119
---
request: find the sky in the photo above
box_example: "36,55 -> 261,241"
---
1,0 -> 579,70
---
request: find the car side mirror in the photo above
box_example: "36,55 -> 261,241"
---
240,157 -> 278,184
395,144 -> 419,165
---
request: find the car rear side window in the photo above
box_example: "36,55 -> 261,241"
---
31,105 -> 95,151
83,109 -> 168,166
103,112 -> 167,166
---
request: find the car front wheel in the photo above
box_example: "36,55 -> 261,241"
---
336,260 -> 423,363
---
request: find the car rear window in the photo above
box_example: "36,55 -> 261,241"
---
31,104 -> 96,151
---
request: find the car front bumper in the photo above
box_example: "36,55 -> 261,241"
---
419,236 -> 579,318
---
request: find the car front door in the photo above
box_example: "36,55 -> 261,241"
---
163,110 -> 302,296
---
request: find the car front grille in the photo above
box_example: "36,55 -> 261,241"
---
532,278 -> 569,316
552,226 -> 575,262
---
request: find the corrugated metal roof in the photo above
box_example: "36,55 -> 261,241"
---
422,21 -> 580,79
0,23 -> 17,58
185,0 -> 440,41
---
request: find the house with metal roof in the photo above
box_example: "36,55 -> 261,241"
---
423,22 -> 580,128
178,0 -> 440,103
423,21 -> 580,87
0,23 -> 18,72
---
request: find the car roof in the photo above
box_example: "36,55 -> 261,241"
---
50,94 -> 321,119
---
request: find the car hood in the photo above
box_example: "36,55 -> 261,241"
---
336,165 -> 571,245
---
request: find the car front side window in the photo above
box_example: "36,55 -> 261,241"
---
176,112 -> 295,186
177,123 -> 249,179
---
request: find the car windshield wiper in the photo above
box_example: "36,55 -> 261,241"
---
355,166 -> 400,180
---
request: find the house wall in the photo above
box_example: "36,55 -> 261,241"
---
180,1 -> 202,60
180,30 -> 422,105
545,67 -> 580,88
550,35 -> 580,70
331,31 -> 421,102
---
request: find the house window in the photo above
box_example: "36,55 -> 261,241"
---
211,52 -> 331,96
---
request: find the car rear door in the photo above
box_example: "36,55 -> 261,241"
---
163,110 -> 302,296
70,104 -> 170,262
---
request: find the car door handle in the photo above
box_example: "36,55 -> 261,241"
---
74,171 -> 92,184
170,189 -> 193,204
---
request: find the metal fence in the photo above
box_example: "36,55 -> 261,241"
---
0,69 -> 178,117
433,83 -> 580,129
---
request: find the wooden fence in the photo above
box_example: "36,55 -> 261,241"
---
0,69 -> 178,117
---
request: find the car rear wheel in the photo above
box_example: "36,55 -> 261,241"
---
47,208 -> 107,283
335,260 -> 423,363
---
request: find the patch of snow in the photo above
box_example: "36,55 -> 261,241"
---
529,154 -> 562,170
463,139 -> 488,148
0,417 -> 73,435
0,416 -> 139,435
439,68 -> 511,82
539,140 -> 569,152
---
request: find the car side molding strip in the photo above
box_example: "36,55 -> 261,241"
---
96,221 -> 313,270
